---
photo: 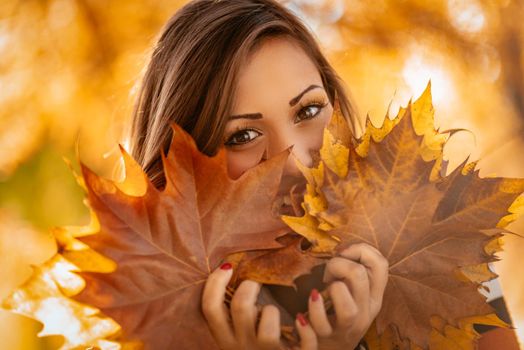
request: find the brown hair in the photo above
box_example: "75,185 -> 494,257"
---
127,0 -> 360,190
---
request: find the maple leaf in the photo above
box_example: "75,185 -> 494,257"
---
3,123 -> 292,349
282,83 -> 524,349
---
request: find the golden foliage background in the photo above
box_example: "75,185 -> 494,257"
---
1,0 -> 523,348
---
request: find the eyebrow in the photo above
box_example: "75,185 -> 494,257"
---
228,84 -> 323,121
228,113 -> 263,121
289,84 -> 322,106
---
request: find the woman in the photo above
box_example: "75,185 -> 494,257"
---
126,0 -> 388,348
125,0 -> 523,349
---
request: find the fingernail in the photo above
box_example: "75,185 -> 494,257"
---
220,262 -> 232,270
296,313 -> 308,326
310,288 -> 319,302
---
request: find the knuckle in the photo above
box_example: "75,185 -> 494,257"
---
338,314 -> 356,330
360,242 -> 380,254
352,264 -> 368,280
346,303 -> 359,319
347,243 -> 381,257
201,298 -> 220,318
231,295 -> 250,314
377,255 -> 389,269
315,326 -> 332,338
230,281 -> 257,313
342,305 -> 359,324
262,304 -> 279,317
353,242 -> 367,250
326,256 -> 344,269
325,257 -> 346,277
341,242 -> 364,254
201,288 -> 223,321
330,280 -> 346,293
335,256 -> 348,265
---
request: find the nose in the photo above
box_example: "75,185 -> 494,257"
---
262,132 -> 312,181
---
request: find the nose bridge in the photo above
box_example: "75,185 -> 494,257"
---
265,127 -> 288,159
264,126 -> 307,177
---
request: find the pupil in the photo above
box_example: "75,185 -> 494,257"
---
237,132 -> 249,143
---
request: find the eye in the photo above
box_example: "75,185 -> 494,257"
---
294,101 -> 328,123
224,128 -> 262,146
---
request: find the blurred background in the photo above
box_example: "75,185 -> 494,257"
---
0,0 -> 523,348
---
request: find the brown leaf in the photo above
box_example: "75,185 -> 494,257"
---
284,83 -> 524,348
4,122 -> 293,349
230,234 -> 325,288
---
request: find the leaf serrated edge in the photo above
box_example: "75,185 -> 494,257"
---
2,148 -> 143,350
292,81 -> 523,349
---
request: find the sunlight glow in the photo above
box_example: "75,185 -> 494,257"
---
447,0 -> 485,34
0,23 -> 9,53
402,53 -> 455,107
284,0 -> 345,49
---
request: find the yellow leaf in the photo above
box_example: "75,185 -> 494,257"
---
2,255 -> 122,350
319,128 -> 350,178
281,214 -> 339,253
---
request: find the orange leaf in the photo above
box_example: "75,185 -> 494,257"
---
4,122 -> 292,349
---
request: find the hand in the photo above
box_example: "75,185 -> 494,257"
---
293,243 -> 389,349
203,262 -> 316,349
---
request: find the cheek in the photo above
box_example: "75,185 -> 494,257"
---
225,143 -> 266,180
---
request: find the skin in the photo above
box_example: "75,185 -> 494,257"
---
201,36 -> 389,349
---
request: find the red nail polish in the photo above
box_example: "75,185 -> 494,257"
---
220,262 -> 232,270
310,288 -> 319,302
296,313 -> 308,326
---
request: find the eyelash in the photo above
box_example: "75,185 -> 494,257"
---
224,99 -> 328,147
295,98 -> 328,123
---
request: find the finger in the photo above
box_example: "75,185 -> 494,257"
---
329,280 -> 359,330
295,313 -> 317,350
338,243 -> 389,312
257,304 -> 281,349
201,262 -> 236,348
231,279 -> 261,345
307,288 -> 333,337
323,257 -> 370,315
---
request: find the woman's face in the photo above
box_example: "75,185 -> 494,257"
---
224,36 -> 334,198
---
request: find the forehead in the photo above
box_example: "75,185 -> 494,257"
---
233,36 -> 322,108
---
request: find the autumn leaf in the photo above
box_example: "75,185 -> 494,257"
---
4,82 -> 523,350
229,233 -> 325,288
3,122 -> 292,349
283,83 -> 524,349
1,206 -> 131,350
